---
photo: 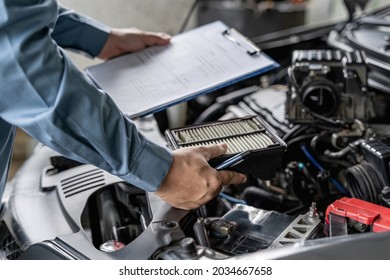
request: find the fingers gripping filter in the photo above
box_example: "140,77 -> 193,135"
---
165,116 -> 287,179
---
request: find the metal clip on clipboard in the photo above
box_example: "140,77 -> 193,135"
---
222,28 -> 261,56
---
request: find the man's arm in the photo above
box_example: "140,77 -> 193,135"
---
0,1 -> 172,192
51,7 -> 110,57
52,6 -> 171,59
0,0 -> 246,209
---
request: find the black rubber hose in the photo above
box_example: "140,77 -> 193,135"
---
241,186 -> 283,210
345,161 -> 384,204
100,190 -> 121,242
194,85 -> 259,124
193,221 -> 210,247
193,103 -> 226,125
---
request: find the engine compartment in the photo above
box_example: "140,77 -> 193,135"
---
2,4 -> 390,260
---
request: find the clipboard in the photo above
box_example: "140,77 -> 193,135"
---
85,21 -> 279,119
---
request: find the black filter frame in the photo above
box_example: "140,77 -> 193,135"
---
165,116 -> 287,180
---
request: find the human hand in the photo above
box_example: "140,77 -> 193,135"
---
98,27 -> 171,60
155,143 -> 247,210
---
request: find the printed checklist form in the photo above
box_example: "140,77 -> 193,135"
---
85,21 -> 279,119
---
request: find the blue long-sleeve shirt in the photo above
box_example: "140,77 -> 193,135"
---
0,0 -> 173,203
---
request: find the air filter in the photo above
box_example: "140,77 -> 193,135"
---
165,116 -> 286,179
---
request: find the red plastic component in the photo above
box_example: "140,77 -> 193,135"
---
326,197 -> 390,232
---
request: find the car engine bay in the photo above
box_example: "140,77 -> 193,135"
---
1,3 -> 390,260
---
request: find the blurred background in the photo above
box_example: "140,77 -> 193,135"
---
9,0 -> 389,180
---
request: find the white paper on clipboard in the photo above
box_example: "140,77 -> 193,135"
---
85,21 -> 279,119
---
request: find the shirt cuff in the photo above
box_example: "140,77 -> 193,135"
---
120,141 -> 173,192
52,8 -> 111,57
76,19 -> 110,57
